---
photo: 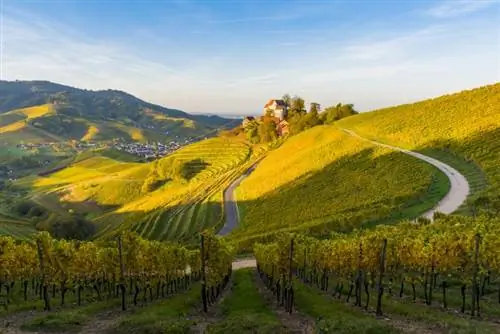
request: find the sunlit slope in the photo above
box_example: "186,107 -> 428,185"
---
19,137 -> 252,242
94,137 -> 251,242
0,103 -> 230,144
0,104 -> 63,144
337,83 -> 500,214
232,126 -> 446,242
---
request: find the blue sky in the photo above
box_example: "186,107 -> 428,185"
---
3,0 -> 499,115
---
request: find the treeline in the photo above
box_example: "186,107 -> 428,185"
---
244,94 -> 358,143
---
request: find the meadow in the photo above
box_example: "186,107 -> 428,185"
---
337,83 -> 500,215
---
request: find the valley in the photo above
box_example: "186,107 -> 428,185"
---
1,82 -> 499,333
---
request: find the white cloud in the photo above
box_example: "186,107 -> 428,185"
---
425,0 -> 497,18
338,26 -> 447,61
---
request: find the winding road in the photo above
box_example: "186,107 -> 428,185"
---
226,130 -> 470,269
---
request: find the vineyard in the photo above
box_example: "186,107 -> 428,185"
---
0,231 -> 232,324
337,83 -> 500,215
10,136 -> 259,243
255,213 -> 500,333
231,126 -> 449,249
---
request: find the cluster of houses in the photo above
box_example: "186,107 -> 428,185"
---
16,142 -> 64,150
114,141 -> 185,159
242,99 -> 291,136
17,138 -> 195,160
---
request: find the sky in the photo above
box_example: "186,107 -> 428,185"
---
2,0 -> 499,115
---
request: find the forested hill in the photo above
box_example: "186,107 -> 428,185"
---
0,80 -> 236,142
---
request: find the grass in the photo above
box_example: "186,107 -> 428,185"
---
20,299 -> 121,333
206,269 -> 283,334
109,284 -> 200,334
232,126 -> 448,243
337,82 -> 500,215
294,278 -> 500,334
293,281 -> 400,333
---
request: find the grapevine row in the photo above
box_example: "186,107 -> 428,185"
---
0,230 -> 233,312
255,214 -> 500,316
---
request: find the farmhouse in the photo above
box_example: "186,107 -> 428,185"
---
264,99 -> 287,120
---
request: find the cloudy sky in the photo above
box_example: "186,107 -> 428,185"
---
2,0 -> 499,115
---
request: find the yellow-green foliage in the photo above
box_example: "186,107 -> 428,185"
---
18,137 -> 252,242
337,83 -> 500,213
94,137 -> 251,239
0,105 -> 59,145
232,126 -> 441,242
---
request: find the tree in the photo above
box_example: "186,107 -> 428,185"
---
304,107 -> 322,128
265,108 -> 275,118
258,118 -> 278,143
309,102 -> 320,114
282,94 -> 292,108
245,120 -> 260,144
290,96 -> 306,115
323,103 -> 358,123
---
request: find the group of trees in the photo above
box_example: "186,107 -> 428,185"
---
245,118 -> 279,144
284,94 -> 358,135
243,94 -> 358,143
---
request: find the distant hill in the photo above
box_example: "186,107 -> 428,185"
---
0,80 -> 238,143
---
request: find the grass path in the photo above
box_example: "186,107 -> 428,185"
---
206,269 -> 312,333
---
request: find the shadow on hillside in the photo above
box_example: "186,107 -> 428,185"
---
416,127 -> 500,215
21,127 -> 499,249
180,159 -> 211,180
28,146 -> 446,246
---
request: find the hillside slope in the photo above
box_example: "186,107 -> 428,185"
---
0,80 -> 237,143
12,136 -> 258,243
231,126 -> 448,246
337,83 -> 500,215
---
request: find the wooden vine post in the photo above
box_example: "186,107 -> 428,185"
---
376,239 -> 387,316
117,235 -> 126,311
36,239 -> 51,311
287,238 -> 294,314
201,233 -> 208,313
472,234 -> 481,316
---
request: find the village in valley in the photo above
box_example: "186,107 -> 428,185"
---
16,137 -> 196,160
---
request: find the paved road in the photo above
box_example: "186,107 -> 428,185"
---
217,162 -> 260,236
342,129 -> 469,219
229,131 -> 470,269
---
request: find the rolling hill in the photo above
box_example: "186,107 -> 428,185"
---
8,135 -> 265,244
230,126 -> 448,248
337,82 -> 500,215
0,80 -> 238,143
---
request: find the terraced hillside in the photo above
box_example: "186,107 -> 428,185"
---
13,136 -> 259,243
231,126 -> 449,247
337,83 -> 500,215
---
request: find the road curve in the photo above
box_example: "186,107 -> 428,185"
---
342,129 -> 469,219
229,130 -> 470,269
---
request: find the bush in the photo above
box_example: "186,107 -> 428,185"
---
46,216 -> 96,240
14,200 -> 37,216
